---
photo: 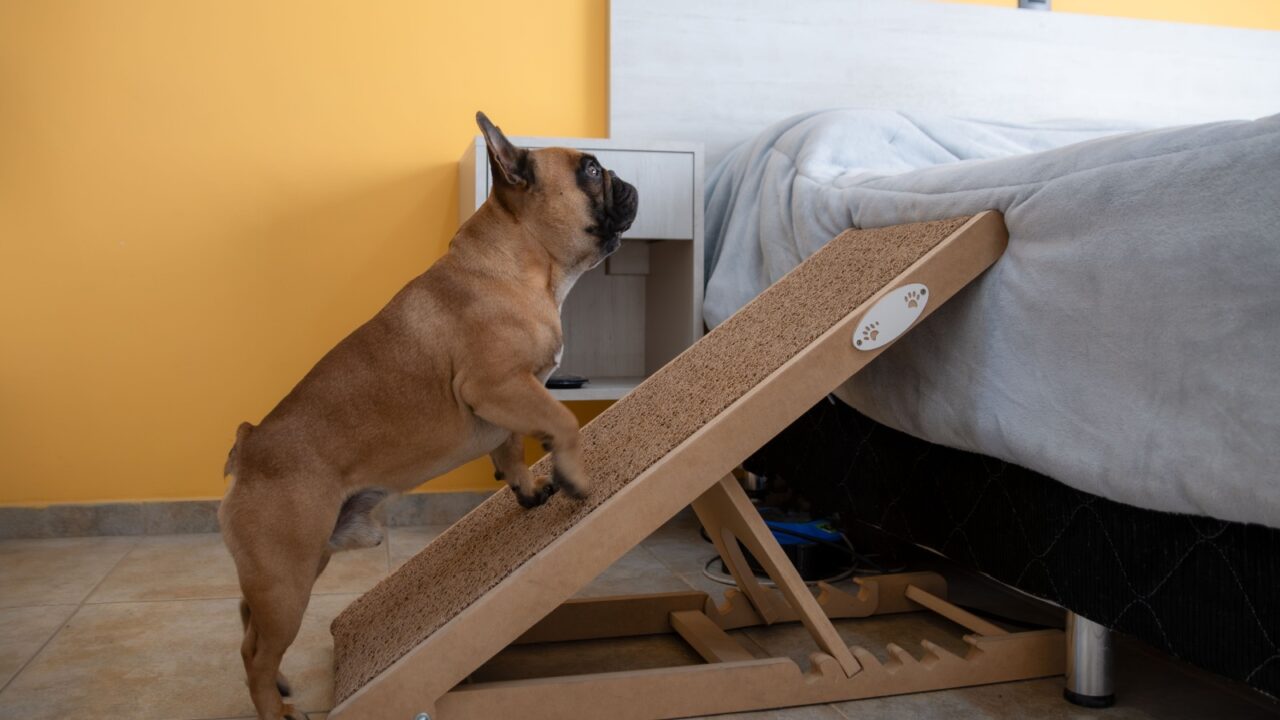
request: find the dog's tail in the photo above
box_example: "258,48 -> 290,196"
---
224,421 -> 255,477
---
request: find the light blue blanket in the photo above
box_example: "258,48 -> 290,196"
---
705,109 -> 1280,528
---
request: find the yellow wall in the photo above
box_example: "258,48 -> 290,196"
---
1055,0 -> 1280,31
3,0 -> 1274,506
948,0 -> 1280,30
0,1 -> 608,505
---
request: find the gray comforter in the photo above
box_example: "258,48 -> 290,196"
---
704,109 -> 1280,528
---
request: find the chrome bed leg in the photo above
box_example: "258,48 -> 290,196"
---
1064,611 -> 1116,708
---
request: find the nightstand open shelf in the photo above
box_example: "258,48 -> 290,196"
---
459,136 -> 704,401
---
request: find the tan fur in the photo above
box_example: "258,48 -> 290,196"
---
218,112 -> 637,720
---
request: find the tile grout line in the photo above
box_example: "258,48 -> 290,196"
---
0,605 -> 76,698
648,546 -> 694,578
646,526 -> 720,578
0,537 -> 139,697
631,542 -> 671,569
829,702 -> 856,719
76,535 -> 139,605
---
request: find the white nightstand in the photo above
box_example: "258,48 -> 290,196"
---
458,137 -> 704,400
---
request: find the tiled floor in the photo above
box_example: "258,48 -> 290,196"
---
0,514 -> 1276,720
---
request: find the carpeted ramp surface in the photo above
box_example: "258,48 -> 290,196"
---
331,216 -> 970,703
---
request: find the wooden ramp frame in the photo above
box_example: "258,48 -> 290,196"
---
330,212 -> 1062,719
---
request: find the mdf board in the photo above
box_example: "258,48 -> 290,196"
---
330,213 -> 1019,719
560,266 -> 646,378
646,240 -> 699,372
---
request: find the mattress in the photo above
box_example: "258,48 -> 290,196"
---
745,398 -> 1280,700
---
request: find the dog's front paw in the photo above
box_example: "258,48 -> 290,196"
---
281,703 -> 310,720
551,467 -> 590,500
515,480 -> 559,509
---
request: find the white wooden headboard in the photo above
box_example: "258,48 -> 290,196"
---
610,0 -> 1280,165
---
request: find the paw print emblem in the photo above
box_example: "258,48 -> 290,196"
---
854,284 -> 927,352
855,321 -> 880,347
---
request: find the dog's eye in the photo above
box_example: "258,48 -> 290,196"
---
586,161 -> 601,178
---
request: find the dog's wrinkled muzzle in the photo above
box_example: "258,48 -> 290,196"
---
599,171 -> 639,256
607,171 -> 639,234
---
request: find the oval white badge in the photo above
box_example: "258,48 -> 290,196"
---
852,283 -> 929,351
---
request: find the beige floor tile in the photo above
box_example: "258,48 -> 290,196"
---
86,533 -> 386,602
0,537 -> 136,608
830,677 -> 1169,720
643,516 -> 719,576
0,597 -> 249,720
576,546 -> 694,598
0,594 -> 356,720
0,605 -> 77,689
962,680 -> 1146,719
88,534 -> 240,603
388,525 -> 450,569
830,688 -> 1002,719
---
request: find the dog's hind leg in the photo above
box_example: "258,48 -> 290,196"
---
240,599 -> 299,702
224,493 -> 335,720
238,554 -> 318,720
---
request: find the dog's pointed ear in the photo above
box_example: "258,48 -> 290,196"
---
476,111 -> 531,189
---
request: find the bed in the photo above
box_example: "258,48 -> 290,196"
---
747,397 -> 1280,699
706,106 -> 1280,699
609,0 -> 1280,703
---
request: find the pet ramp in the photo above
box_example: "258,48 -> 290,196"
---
329,211 -> 1062,719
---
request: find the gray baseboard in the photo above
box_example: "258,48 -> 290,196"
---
0,491 -> 492,540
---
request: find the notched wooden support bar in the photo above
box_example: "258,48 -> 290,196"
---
434,625 -> 1066,720
904,584 -> 1008,637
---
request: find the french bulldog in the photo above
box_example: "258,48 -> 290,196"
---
218,111 -> 638,720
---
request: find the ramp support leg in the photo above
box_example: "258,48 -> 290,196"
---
692,474 -> 861,678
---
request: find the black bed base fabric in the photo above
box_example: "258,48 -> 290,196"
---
745,397 -> 1280,699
